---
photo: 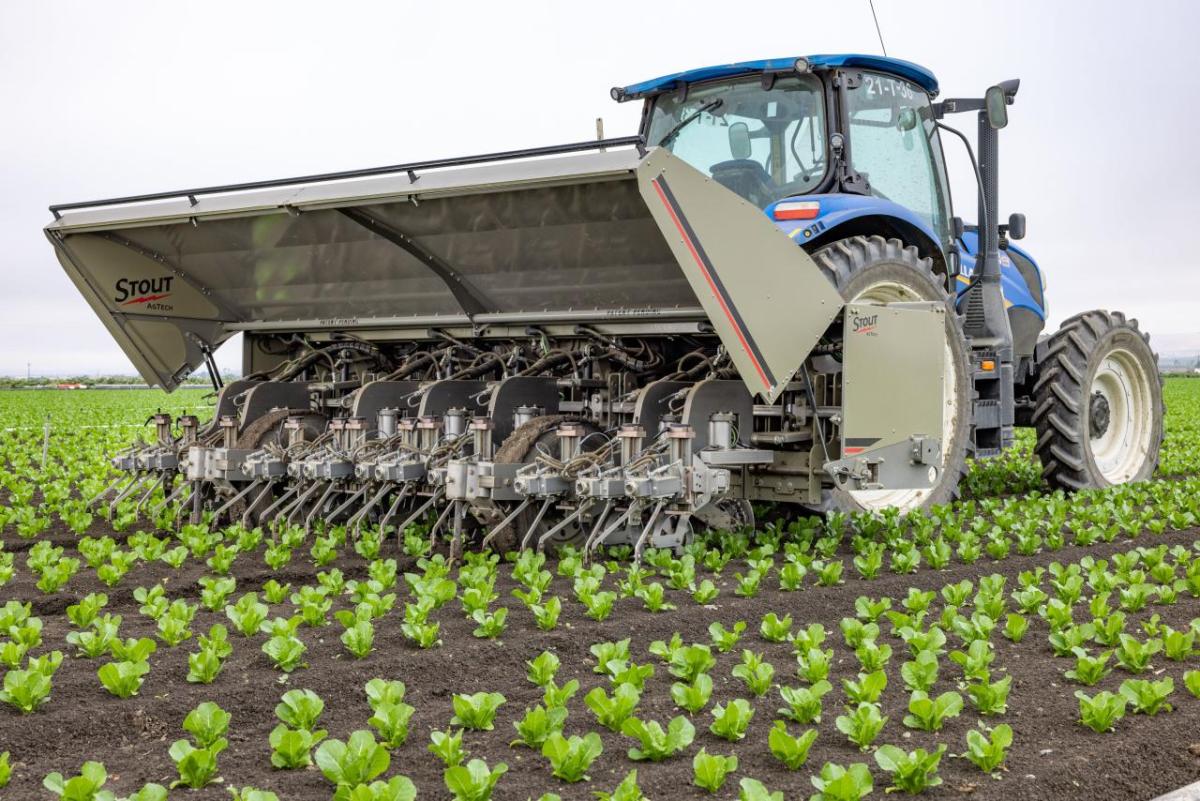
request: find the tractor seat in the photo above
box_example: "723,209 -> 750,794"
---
709,159 -> 776,208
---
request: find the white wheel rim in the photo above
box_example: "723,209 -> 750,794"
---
845,281 -> 960,512
1089,347 -> 1153,483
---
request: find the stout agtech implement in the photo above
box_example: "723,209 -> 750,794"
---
48,54 -> 1164,556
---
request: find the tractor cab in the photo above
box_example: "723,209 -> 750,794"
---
620,56 -> 955,257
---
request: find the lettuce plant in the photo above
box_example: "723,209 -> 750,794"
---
777,680 -> 832,724
541,732 -> 602,782
961,723 -> 1012,774
692,749 -> 737,793
511,704 -> 567,748
443,758 -> 507,801
874,744 -> 945,794
670,673 -> 713,714
809,762 -> 873,801
270,724 -> 327,769
903,690 -> 963,732
768,721 -> 818,770
451,692 -> 506,731
709,698 -> 754,742
835,702 -> 885,750
622,715 -> 695,761
1118,678 -> 1174,715
97,659 -> 150,698
428,728 -> 466,768
709,621 -> 746,652
315,731 -> 391,791
585,684 -> 641,731
525,651 -> 560,688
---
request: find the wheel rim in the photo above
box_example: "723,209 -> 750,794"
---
844,281 -> 961,512
1088,346 -> 1154,483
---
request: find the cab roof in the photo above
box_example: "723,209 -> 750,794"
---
616,54 -> 938,100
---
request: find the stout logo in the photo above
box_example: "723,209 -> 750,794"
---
852,313 -> 878,335
114,276 -> 174,306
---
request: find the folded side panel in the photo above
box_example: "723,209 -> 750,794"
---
635,149 -> 843,403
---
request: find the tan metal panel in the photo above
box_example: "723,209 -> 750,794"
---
635,148 -> 842,403
841,301 -> 945,464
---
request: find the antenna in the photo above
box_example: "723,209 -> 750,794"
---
868,0 -> 888,57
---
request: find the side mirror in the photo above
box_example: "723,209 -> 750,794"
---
897,108 -> 918,132
728,122 -> 751,160
985,85 -> 1008,129
1007,213 -> 1026,240
951,216 -> 965,239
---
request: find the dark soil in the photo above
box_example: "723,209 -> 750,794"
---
3,519 -> 1200,801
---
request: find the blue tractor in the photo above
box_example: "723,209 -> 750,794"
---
613,54 -> 1164,504
52,53 -> 1165,542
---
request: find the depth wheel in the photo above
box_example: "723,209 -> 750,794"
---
812,235 -> 972,514
1032,310 -> 1163,489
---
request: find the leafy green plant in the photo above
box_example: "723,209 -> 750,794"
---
1185,670 -> 1200,699
960,723 -> 1012,774
1114,633 -> 1160,673
835,702 -> 885,750
524,650 -> 560,688
1118,678 -> 1174,715
966,674 -> 1012,716
169,738 -> 227,789
692,749 -> 737,793
276,688 -> 325,730
1075,690 -> 1127,732
511,704 -> 566,748
270,723 -> 327,769
898,651 -> 938,694
1064,647 -> 1112,686
671,673 -> 714,714
429,728 -> 467,767
709,621 -> 746,652
369,700 -> 416,748
809,762 -> 874,801
42,760 -> 113,801
0,751 -> 9,789
97,659 -> 149,698
316,731 -> 391,793
797,647 -> 834,683
451,692 -> 506,731
225,593 -> 269,637
669,644 -> 716,682
732,650 -> 775,696
768,720 -> 818,770
531,597 -> 561,631
540,732 -> 602,782
710,698 -> 755,742
622,715 -> 695,761
903,690 -> 963,732
586,684 -> 641,731
777,680 -> 832,724
443,758 -> 507,801
875,744 -> 946,794
262,633 -> 307,672
760,612 -> 792,642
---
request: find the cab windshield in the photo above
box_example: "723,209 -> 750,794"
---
645,74 -> 826,209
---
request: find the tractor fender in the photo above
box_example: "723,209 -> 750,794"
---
766,194 -> 949,279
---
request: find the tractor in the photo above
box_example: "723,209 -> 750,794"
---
47,53 -> 1164,554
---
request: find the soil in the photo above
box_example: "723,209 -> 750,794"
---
2,519 -> 1200,801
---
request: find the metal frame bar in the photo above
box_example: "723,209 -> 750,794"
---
49,136 -> 644,218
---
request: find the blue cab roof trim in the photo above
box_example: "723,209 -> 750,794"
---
618,54 -> 939,99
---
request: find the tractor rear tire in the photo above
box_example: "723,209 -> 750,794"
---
1032,310 -> 1163,490
811,235 -> 972,514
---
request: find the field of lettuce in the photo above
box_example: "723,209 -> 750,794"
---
1,380 -> 1200,801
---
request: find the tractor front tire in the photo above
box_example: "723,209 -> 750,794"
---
1032,310 -> 1163,490
811,235 -> 972,514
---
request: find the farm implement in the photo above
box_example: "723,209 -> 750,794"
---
47,54 -> 1164,554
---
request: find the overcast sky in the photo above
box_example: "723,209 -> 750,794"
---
2,0 -> 1199,377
